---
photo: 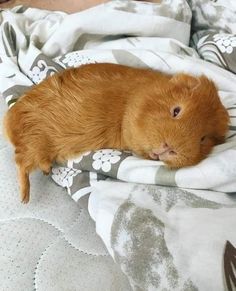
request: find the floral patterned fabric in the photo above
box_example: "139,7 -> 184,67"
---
192,30 -> 236,73
189,0 -> 236,73
0,1 -> 236,291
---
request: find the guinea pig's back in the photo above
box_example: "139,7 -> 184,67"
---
4,63 -> 167,155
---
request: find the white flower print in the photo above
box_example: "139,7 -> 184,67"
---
28,66 -> 46,84
51,167 -> 81,189
213,34 -> 236,54
28,60 -> 57,84
92,149 -> 122,172
61,52 -> 95,68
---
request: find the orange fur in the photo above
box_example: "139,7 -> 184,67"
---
4,63 -> 229,203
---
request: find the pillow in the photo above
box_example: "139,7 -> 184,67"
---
187,0 -> 236,34
192,30 -> 236,73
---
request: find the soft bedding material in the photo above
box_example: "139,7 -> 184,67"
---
0,1 -> 236,290
189,0 -> 236,74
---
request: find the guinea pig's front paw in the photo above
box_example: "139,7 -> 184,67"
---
149,151 -> 160,160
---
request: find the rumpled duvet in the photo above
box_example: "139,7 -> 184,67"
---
0,1 -> 236,290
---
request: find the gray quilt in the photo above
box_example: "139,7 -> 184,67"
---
0,1 -> 236,290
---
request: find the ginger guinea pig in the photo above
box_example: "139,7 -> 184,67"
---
4,63 -> 229,203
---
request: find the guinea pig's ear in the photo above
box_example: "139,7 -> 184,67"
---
198,75 -> 218,91
170,73 -> 200,91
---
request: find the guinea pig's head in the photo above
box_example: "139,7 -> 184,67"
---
130,73 -> 229,168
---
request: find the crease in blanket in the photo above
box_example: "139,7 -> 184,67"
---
0,1 -> 236,290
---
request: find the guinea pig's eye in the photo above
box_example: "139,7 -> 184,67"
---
200,136 -> 206,144
171,106 -> 181,118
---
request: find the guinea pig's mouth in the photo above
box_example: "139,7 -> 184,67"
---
149,148 -> 177,161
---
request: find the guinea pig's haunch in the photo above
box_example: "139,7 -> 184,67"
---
4,63 -> 229,203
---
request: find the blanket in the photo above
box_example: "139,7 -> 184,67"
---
0,1 -> 236,290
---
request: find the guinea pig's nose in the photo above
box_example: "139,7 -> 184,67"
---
163,143 -> 169,150
149,144 -> 177,161
160,143 -> 177,156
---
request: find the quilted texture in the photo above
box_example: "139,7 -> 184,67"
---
0,98 -> 131,291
